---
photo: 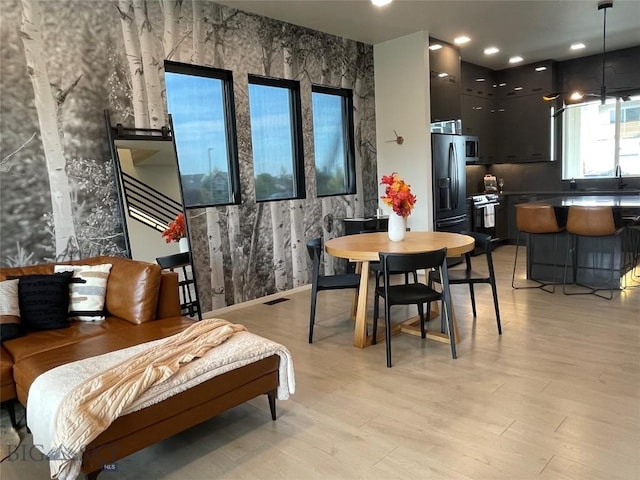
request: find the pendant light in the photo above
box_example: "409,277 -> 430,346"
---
543,0 -> 633,112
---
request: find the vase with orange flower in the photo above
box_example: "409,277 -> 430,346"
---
162,213 -> 188,252
380,172 -> 416,241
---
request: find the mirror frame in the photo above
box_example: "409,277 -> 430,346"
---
105,110 -> 201,319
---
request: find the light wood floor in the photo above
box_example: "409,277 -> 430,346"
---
2,245 -> 639,480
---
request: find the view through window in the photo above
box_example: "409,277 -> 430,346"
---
165,62 -> 239,207
562,95 -> 640,179
248,75 -> 305,202
311,86 -> 356,196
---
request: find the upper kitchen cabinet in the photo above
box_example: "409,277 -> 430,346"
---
495,60 -> 556,163
461,62 -> 498,163
461,59 -> 557,164
429,38 -> 462,123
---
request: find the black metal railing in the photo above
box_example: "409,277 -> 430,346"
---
121,172 -> 183,233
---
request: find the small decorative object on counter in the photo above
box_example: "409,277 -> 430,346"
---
380,172 -> 416,242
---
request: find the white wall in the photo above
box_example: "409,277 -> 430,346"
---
374,31 -> 433,232
126,210 -> 181,264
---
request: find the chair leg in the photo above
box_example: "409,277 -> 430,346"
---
372,291 -> 379,345
564,234 -> 616,300
308,285 -> 318,344
513,230 -> 557,293
385,301 -> 393,368
441,297 -> 457,359
468,284 -> 476,317
490,279 -> 502,335
511,229 -> 522,289
417,303 -> 426,339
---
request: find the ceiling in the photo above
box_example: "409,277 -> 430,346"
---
216,0 -> 640,70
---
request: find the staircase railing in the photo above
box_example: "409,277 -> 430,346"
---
121,172 -> 183,233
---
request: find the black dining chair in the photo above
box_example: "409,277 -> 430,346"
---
362,229 -> 417,293
306,238 -> 361,344
429,231 -> 502,335
373,247 -> 455,367
156,252 -> 202,320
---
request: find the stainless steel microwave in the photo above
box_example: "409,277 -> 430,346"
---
463,135 -> 479,164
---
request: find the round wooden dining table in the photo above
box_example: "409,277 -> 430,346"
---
325,231 -> 475,348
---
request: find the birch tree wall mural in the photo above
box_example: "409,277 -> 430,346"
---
0,0 -> 377,310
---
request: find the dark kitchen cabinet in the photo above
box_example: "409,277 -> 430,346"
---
495,60 -> 556,163
497,94 -> 554,163
462,94 -> 498,163
494,199 -> 508,241
429,39 -> 462,123
461,60 -> 556,164
461,62 -> 498,163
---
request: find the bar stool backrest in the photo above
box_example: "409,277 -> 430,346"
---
516,204 -> 563,234
566,206 -> 616,237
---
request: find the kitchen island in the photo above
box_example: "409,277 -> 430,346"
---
523,194 -> 639,289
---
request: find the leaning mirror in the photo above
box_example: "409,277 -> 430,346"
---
105,111 -> 201,319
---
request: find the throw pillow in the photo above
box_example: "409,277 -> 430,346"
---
54,264 -> 112,321
15,271 -> 74,331
0,279 -> 22,341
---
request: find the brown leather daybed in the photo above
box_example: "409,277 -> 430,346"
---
0,256 -> 282,479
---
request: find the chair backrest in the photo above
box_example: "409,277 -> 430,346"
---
379,247 -> 448,277
461,230 -> 492,253
515,204 -> 563,234
306,238 -> 323,281
566,206 -> 617,236
156,252 -> 191,270
460,231 -> 496,276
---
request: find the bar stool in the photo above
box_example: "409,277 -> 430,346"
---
512,204 -> 564,293
622,216 -> 640,286
562,206 -> 621,300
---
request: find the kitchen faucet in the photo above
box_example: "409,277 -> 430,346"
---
615,165 -> 626,190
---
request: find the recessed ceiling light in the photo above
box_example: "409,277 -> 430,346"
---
438,72 -> 449,78
535,66 -> 547,72
429,43 -> 443,51
371,0 -> 392,6
514,86 -> 523,91
499,82 -> 507,87
570,43 -> 586,50
454,36 -> 471,45
475,78 -> 485,82
570,91 -> 584,100
509,56 -> 523,64
484,47 -> 500,55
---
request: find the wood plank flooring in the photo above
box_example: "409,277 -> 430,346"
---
2,245 -> 639,479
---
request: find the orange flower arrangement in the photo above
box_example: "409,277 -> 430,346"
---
380,172 -> 416,217
162,213 -> 186,243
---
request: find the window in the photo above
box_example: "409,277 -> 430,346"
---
562,95 -> 640,179
248,75 -> 305,202
164,61 -> 240,207
311,85 -> 356,196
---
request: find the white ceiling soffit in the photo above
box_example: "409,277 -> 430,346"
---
216,0 -> 640,70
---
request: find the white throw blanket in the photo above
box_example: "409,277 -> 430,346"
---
27,320 -> 295,480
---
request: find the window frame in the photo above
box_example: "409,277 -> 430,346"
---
311,84 -> 357,197
164,60 -> 241,208
561,93 -> 640,180
248,74 -> 306,203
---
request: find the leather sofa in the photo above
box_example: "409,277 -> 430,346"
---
0,256 -> 279,479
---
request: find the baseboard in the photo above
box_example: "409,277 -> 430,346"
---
203,284 -> 311,318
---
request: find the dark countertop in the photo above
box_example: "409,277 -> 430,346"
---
497,190 -> 640,196
531,194 -> 640,208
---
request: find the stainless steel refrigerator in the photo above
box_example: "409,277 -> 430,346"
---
431,133 -> 468,233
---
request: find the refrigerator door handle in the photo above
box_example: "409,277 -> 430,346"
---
450,142 -> 458,209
